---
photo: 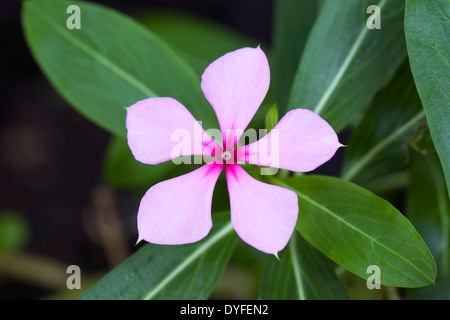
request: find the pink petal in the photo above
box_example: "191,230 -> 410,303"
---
236,109 -> 342,172
201,47 -> 270,148
226,164 -> 298,255
138,163 -> 223,245
126,97 -> 219,165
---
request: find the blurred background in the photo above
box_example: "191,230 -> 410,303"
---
1,0 -> 354,300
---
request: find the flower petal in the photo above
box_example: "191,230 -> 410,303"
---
236,109 -> 342,172
126,97 -> 219,165
201,47 -> 270,148
226,164 -> 298,255
138,163 -> 223,245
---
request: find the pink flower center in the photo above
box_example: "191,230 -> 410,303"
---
222,150 -> 232,161
216,148 -> 237,165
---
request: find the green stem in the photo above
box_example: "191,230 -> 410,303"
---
0,252 -> 68,290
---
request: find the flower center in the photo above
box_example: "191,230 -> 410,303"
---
222,150 -> 232,161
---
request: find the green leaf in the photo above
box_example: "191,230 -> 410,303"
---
341,61 -> 425,183
103,136 -> 179,188
264,104 -> 279,133
271,0 -> 321,112
22,0 -> 217,137
79,213 -> 236,300
0,212 -> 30,257
139,11 -> 274,133
407,152 -> 450,278
288,0 -> 406,132
359,171 -> 408,195
410,126 -> 437,156
405,0 -> 450,198
258,232 -> 348,300
273,175 -> 437,288
138,10 -> 256,75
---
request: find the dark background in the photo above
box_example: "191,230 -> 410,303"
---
1,0 -> 348,300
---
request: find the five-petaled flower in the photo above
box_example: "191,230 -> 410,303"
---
126,47 -> 341,255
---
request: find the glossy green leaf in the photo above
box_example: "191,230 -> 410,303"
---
271,0 -> 321,112
405,0 -> 450,198
407,153 -> 450,278
139,10 -> 256,75
79,212 -> 236,300
341,62 -> 425,183
273,175 -> 436,288
258,232 -> 348,300
22,0 -> 217,137
288,0 -> 406,132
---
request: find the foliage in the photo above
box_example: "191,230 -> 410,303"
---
21,0 -> 449,299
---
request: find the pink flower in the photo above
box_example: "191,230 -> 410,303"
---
126,47 -> 341,255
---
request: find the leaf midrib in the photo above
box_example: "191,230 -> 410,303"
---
341,110 -> 426,181
142,222 -> 234,300
289,233 -> 306,300
30,3 -> 158,98
313,0 -> 388,115
274,178 -> 434,284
